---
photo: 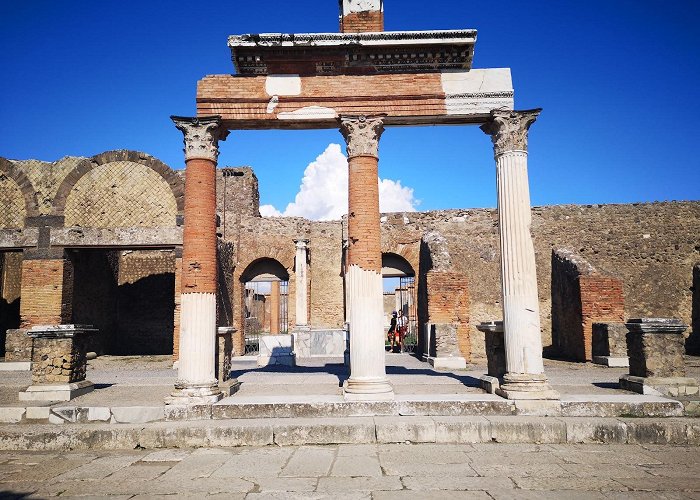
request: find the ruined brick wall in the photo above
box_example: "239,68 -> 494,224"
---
216,167 -> 260,222
19,256 -> 74,328
340,11 -> 384,32
551,249 -> 625,361
425,271 -> 470,359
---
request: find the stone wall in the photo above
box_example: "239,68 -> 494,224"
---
688,263 -> 700,354
551,249 -> 625,361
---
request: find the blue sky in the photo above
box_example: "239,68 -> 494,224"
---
1,1 -> 698,213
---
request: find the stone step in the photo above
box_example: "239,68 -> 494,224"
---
0,416 -> 697,451
0,394 -> 685,425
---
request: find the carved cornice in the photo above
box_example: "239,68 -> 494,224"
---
171,116 -> 229,162
339,115 -> 385,159
480,108 -> 542,156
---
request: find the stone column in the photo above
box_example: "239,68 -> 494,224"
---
167,116 -> 228,405
270,281 -> 280,334
294,239 -> 309,327
339,115 -> 393,400
481,109 -> 558,400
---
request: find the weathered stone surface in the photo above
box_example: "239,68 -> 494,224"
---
273,417 -> 376,446
375,416 -> 436,443
433,416 -> 490,443
564,417 -> 628,444
488,416 -> 566,444
626,318 -> 687,378
4,328 -> 31,362
0,408 -> 26,423
592,322 -> 628,357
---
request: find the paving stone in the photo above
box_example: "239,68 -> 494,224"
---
487,490 -> 607,500
377,444 -> 469,465
52,454 -> 141,481
401,475 -> 515,491
550,448 -> 663,465
140,449 -> 192,462
470,463 -> 571,478
461,450 -> 564,466
337,444 -> 378,457
3,457 -> 99,482
380,461 -> 478,477
160,451 -> 233,480
246,493 -> 369,499
512,476 -> 629,491
280,446 -> 335,477
331,454 -> 382,477
374,491 -> 492,500
210,447 -> 293,478
245,476 -> 317,492
559,463 -> 655,478
316,476 -> 403,492
104,462 -> 172,482
637,464 -> 700,478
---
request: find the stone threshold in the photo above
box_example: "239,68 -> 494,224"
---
0,394 -> 684,425
0,416 -> 698,451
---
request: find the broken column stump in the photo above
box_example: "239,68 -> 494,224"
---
216,326 -> 240,397
19,324 -> 97,401
619,318 -> 699,397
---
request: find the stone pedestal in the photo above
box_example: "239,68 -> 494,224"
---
258,334 -> 296,367
426,323 -> 467,370
592,322 -> 629,367
1,328 -> 32,371
216,327 -> 240,396
19,324 -> 97,401
294,328 -> 346,358
619,318 -> 698,397
476,321 -> 505,394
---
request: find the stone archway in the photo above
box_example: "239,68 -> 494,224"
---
239,258 -> 290,355
382,252 -> 417,353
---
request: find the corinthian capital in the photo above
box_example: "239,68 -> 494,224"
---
339,115 -> 385,159
480,108 -> 542,156
171,115 -> 229,162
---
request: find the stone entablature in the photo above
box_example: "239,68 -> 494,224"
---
229,30 -> 476,75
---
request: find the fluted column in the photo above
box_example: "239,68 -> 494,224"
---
481,109 -> 559,400
294,239 -> 309,327
339,115 -> 393,400
166,115 -> 228,405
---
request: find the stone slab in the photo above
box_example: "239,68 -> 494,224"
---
0,407 -> 26,423
428,356 -> 467,370
620,374 -> 699,398
0,361 -> 31,371
479,375 -> 500,394
592,356 -> 629,367
18,380 -> 94,402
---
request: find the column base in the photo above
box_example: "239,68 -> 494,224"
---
165,381 -> 223,405
343,378 -> 394,401
495,373 -> 560,400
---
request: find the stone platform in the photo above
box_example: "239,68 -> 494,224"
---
0,354 -> 698,450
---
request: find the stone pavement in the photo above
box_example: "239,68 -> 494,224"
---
1,443 -> 699,499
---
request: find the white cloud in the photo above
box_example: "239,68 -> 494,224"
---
262,143 -> 419,221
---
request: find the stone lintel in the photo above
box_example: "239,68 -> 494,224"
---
0,228 -> 39,249
50,226 -> 183,248
27,324 -> 97,339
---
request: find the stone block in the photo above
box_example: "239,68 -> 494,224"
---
625,318 -> 687,378
375,416 -> 436,443
19,380 -> 94,402
397,399 -> 514,417
110,406 -> 164,424
564,418 -> 628,443
624,419 -> 689,445
273,417 -> 375,446
488,416 -> 566,443
592,356 -> 629,367
294,329 -> 346,358
0,407 -> 26,423
164,404 -> 212,421
87,407 -> 111,422
619,374 -> 699,398
427,356 -> 466,370
514,400 -> 562,416
4,328 -> 32,362
25,406 -> 50,420
479,375 -> 500,394
592,322 -> 628,358
434,416 -> 490,443
0,361 -> 31,371
258,334 -> 295,367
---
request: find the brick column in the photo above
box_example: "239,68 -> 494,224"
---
20,249 -> 74,328
172,252 -> 182,362
270,281 -> 280,334
339,0 -> 384,32
167,116 -> 228,405
339,115 -> 393,400
481,109 -> 558,400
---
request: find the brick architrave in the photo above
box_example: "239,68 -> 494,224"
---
51,150 -> 185,220
0,157 -> 40,222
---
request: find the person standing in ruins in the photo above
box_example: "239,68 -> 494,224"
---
394,310 -> 408,353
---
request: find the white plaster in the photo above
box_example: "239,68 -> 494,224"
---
344,265 -> 393,397
177,292 -> 217,386
266,95 -> 279,113
265,74 -> 302,96
441,69 -> 514,115
343,0 -> 382,14
278,106 -> 338,120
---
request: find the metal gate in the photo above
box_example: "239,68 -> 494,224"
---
243,281 -> 289,355
398,276 -> 418,353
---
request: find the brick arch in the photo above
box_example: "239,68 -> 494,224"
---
0,157 -> 40,225
381,241 -> 420,279
237,247 -> 295,280
52,150 -> 184,218
239,257 -> 290,283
